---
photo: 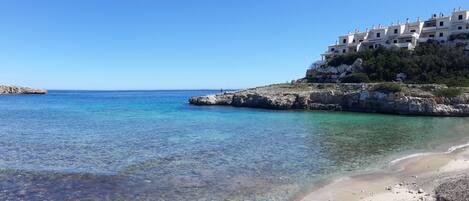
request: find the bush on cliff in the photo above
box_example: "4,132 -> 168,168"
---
327,52 -> 360,66
340,73 -> 370,83
434,88 -> 463,98
449,33 -> 469,41
372,83 -> 403,93
326,42 -> 469,86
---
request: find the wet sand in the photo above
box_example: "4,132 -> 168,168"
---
299,144 -> 469,201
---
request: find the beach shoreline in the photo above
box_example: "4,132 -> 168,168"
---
298,141 -> 469,201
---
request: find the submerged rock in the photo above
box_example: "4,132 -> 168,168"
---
0,85 -> 47,94
189,83 -> 469,116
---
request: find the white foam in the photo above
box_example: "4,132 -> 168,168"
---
390,141 -> 469,165
446,142 -> 469,153
390,152 -> 435,164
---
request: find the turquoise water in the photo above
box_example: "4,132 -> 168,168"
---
1,90 -> 469,200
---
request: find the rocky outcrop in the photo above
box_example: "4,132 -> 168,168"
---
189,83 -> 469,116
0,85 -> 47,94
305,59 -> 363,83
435,176 -> 469,201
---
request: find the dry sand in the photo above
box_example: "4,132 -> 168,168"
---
298,144 -> 469,201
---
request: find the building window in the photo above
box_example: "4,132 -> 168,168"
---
406,39 -> 412,43
331,48 -> 335,52
439,32 -> 444,37
342,49 -> 346,53
459,15 -> 463,20
458,26 -> 463,30
394,29 -> 398,34
440,21 -> 444,26
410,29 -> 416,33
359,39 -> 364,42
394,40 -> 398,44
343,39 -> 347,44
377,33 -> 381,38
429,34 -> 435,38
352,39 -> 356,43
369,45 -> 374,49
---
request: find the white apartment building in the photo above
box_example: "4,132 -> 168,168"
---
322,8 -> 469,60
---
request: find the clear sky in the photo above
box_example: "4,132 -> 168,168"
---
1,0 -> 468,90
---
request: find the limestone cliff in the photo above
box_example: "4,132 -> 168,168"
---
189,83 -> 469,116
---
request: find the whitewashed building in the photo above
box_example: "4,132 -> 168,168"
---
322,8 -> 469,60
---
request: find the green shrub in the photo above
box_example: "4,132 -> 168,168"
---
434,88 -> 463,98
440,77 -> 469,87
327,53 -> 360,67
340,73 -> 370,83
324,43 -> 469,86
449,33 -> 469,41
372,83 -> 403,93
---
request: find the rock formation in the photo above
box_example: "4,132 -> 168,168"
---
189,83 -> 469,116
305,59 -> 363,83
435,176 -> 469,201
0,85 -> 47,94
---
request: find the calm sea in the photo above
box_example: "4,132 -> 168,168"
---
1,90 -> 468,200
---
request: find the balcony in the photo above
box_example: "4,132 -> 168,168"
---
418,37 -> 434,43
367,38 -> 385,42
422,26 -> 437,32
450,20 -> 469,27
399,32 -> 419,38
392,42 -> 413,49
450,28 -> 469,34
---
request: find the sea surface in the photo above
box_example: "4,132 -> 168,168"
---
1,90 -> 469,200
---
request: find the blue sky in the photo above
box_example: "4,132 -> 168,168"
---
0,0 -> 468,90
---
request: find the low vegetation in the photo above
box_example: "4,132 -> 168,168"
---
327,42 -> 469,87
340,73 -> 370,83
372,83 -> 403,93
434,88 -> 463,98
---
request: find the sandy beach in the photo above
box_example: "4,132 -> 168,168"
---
299,143 -> 469,201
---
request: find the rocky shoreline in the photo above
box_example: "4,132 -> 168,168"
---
0,85 -> 47,94
189,83 -> 469,116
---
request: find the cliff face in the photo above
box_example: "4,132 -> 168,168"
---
306,59 -> 364,83
189,83 -> 469,116
0,85 -> 47,94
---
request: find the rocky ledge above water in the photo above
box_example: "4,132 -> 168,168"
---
0,85 -> 47,94
189,83 -> 469,116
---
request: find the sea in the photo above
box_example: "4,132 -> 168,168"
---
1,90 -> 468,200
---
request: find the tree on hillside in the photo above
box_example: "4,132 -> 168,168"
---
327,42 -> 469,86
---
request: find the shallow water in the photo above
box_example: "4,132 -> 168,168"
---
0,90 -> 468,200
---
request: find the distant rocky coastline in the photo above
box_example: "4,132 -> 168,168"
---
189,83 -> 469,116
0,85 -> 47,94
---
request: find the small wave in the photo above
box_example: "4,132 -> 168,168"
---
446,142 -> 469,153
390,153 -> 435,164
390,141 -> 469,164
